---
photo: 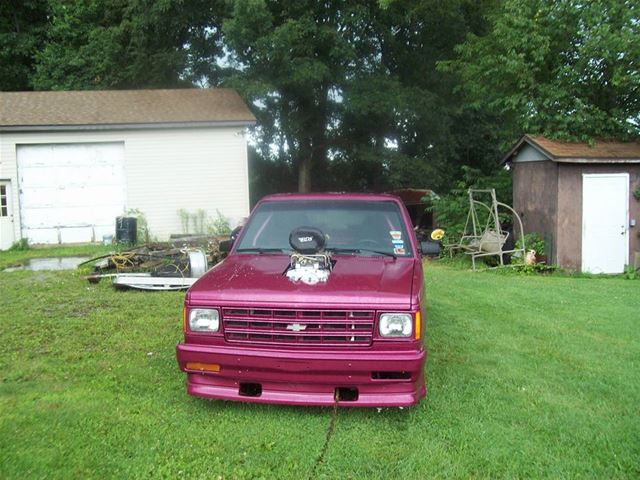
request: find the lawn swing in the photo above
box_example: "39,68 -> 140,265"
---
446,189 -> 525,270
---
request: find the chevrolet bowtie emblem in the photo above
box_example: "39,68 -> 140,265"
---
286,323 -> 307,332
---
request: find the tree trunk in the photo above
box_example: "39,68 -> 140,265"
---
298,154 -> 312,192
294,86 -> 329,192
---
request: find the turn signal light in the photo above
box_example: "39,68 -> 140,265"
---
186,362 -> 221,372
183,306 -> 187,332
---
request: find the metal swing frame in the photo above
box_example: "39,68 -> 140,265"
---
446,189 -> 526,270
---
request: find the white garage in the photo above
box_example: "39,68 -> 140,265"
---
0,89 -> 256,250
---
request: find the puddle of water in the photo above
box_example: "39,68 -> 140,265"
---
3,256 -> 92,272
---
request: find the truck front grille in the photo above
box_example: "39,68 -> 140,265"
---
222,308 -> 375,346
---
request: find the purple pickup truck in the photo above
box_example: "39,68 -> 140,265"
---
176,193 -> 426,407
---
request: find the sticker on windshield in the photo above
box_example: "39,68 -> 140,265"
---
392,235 -> 405,253
389,230 -> 402,240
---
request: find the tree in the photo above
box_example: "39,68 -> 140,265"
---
0,0 -> 48,91
223,0 -> 499,192
442,0 -> 640,141
32,0 -> 225,90
334,0 -> 504,192
222,1 -> 360,192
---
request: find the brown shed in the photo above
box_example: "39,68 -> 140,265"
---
503,135 -> 640,273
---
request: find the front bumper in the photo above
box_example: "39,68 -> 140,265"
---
176,343 -> 426,407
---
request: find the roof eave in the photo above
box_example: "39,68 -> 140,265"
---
0,119 -> 256,132
553,157 -> 640,163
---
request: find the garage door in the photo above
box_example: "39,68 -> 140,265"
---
17,143 -> 126,244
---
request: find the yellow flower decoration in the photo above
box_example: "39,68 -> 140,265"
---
430,229 -> 445,241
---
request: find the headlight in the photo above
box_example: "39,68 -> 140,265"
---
379,313 -> 413,338
188,308 -> 220,333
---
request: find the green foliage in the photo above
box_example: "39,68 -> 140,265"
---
178,209 -> 231,235
516,232 -> 545,256
126,208 -> 150,244
442,0 -> 640,140
0,0 -> 48,91
177,209 -> 190,234
222,0 -> 349,191
248,146 -> 297,204
193,209 -> 207,235
623,265 -> 639,280
425,166 -> 512,242
511,262 -> 558,275
8,238 -> 29,251
31,0 -> 225,90
633,186 -> 640,201
207,210 -> 232,236
223,0 -> 502,192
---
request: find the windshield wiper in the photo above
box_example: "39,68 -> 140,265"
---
235,247 -> 286,254
328,247 -> 397,259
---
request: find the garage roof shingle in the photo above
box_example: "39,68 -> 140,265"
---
0,88 -> 256,130
503,134 -> 640,164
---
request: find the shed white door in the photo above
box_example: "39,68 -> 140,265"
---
582,173 -> 629,273
17,143 -> 126,244
0,181 -> 15,250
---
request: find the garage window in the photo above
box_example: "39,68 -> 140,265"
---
0,185 -> 7,217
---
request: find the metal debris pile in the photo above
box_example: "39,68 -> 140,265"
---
81,236 -> 228,290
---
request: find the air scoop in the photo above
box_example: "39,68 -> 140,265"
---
286,227 -> 332,285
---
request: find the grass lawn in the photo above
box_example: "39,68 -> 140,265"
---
0,249 -> 638,478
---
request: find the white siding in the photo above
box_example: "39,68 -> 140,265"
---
0,127 -> 250,245
124,128 -> 250,239
512,144 -> 549,162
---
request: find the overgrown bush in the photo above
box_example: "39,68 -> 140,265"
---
178,209 -> 232,236
623,265 -> 639,280
126,208 -> 151,244
207,210 -> 232,236
510,262 -> 558,274
8,238 -> 29,251
423,166 -> 512,244
516,232 -> 545,256
193,210 -> 207,234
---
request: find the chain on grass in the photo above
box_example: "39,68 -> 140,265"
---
309,393 -> 340,479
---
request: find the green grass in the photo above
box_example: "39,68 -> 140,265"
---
0,249 -> 638,478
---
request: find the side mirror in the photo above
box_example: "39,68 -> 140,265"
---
219,239 -> 233,254
230,225 -> 242,241
420,240 -> 441,257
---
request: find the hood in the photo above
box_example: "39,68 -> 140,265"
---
188,254 -> 415,308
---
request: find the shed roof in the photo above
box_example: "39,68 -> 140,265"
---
502,135 -> 640,164
0,88 -> 256,131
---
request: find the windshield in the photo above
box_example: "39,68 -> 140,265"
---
235,200 -> 412,257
